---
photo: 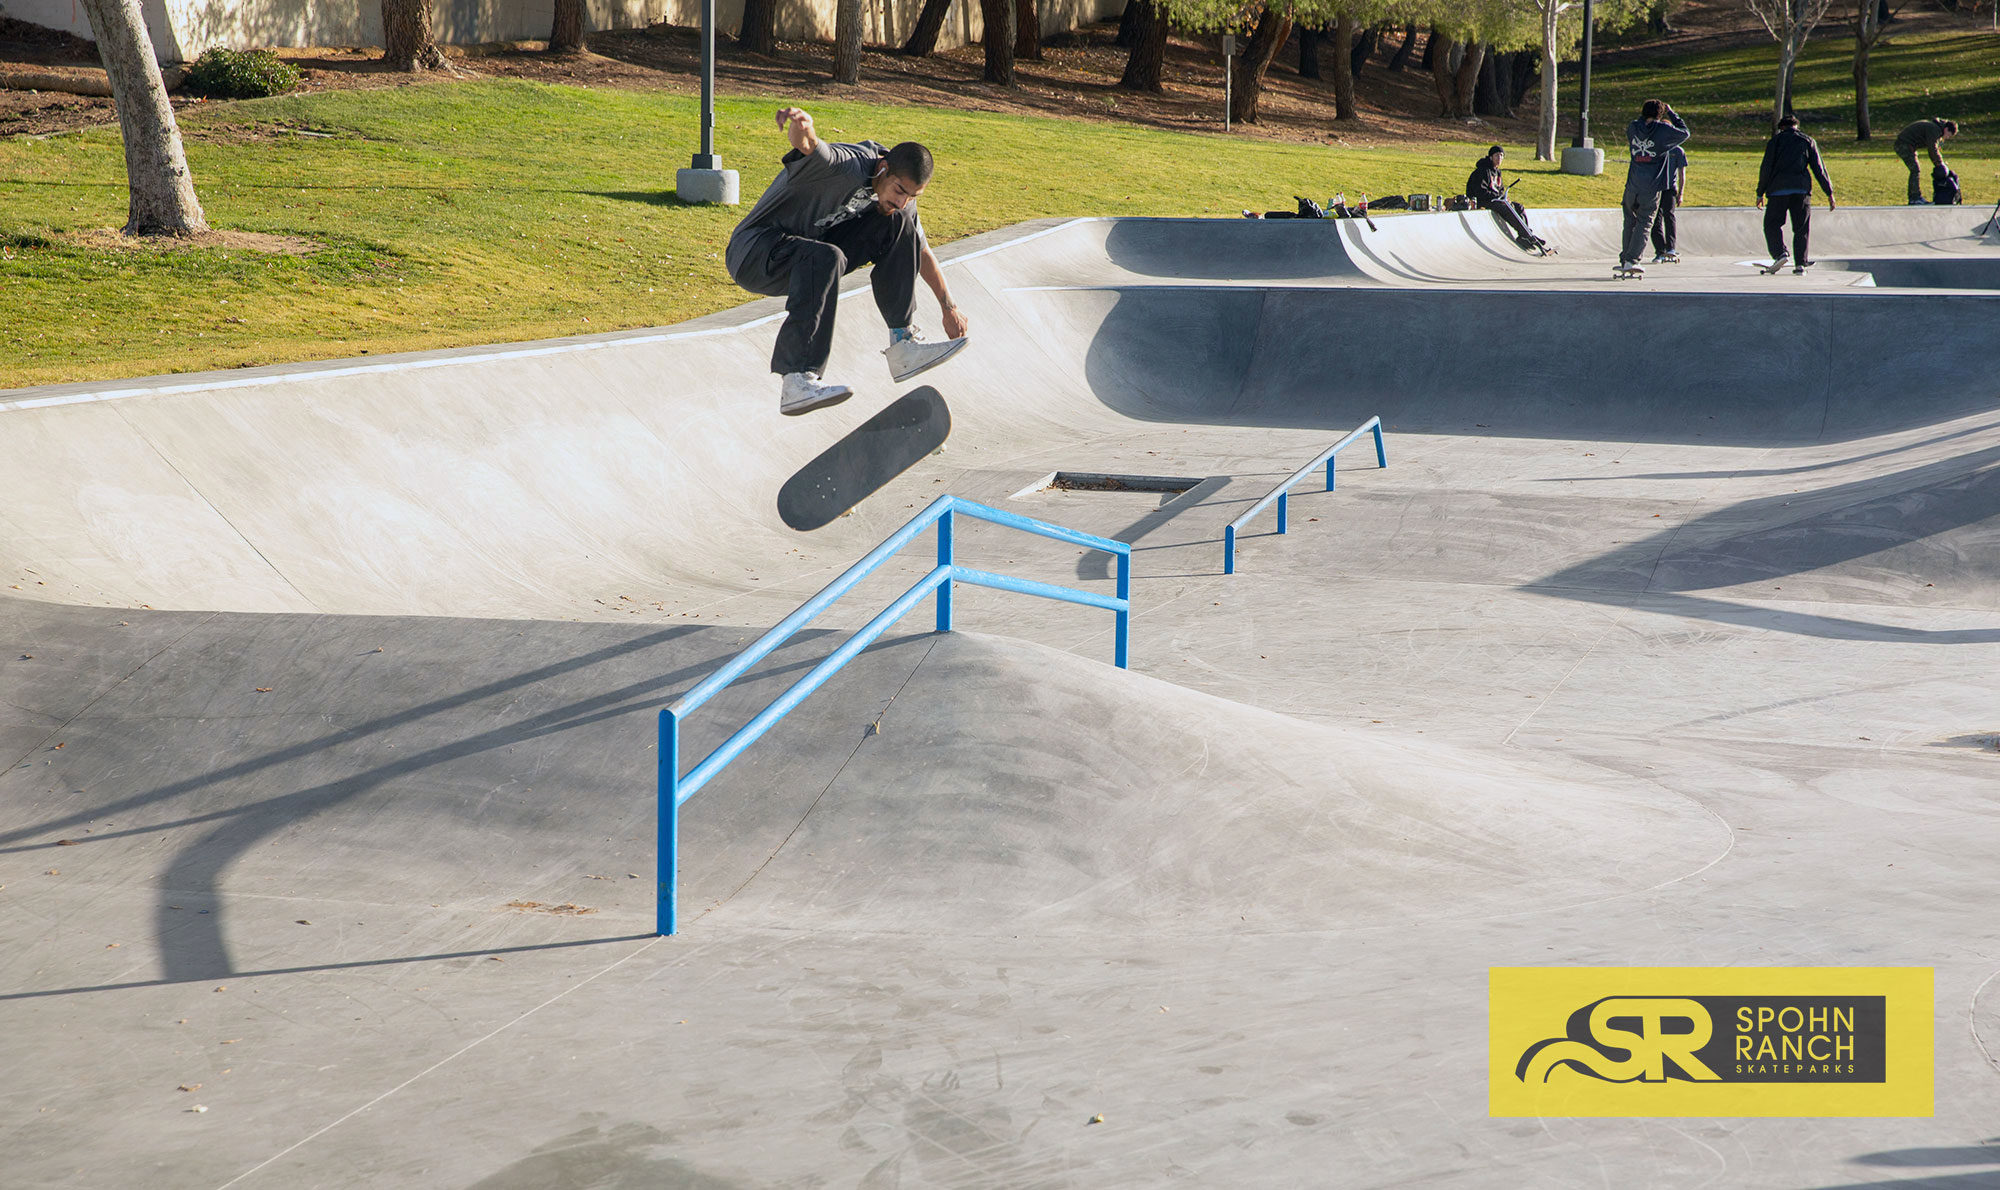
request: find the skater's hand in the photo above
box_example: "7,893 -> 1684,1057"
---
941,302 -> 970,340
777,107 -> 817,154
1827,196 -> 1837,211
1755,195 -> 1765,209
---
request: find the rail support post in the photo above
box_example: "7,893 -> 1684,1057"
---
657,709 -> 681,936
935,505 -> 955,632
1114,551 -> 1131,669
1277,492 -> 1288,535
1224,524 -> 1236,575
1372,420 -> 1388,469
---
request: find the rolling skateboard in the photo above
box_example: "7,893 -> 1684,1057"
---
1612,262 -> 1645,280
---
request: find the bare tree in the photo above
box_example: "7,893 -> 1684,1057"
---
1746,0 -> 1834,125
1848,0 -> 1904,139
79,0 -> 206,236
738,0 -> 779,55
382,0 -> 446,71
833,0 -> 863,81
550,0 -> 587,52
980,0 -> 1016,82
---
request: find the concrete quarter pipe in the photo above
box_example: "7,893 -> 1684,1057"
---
3,207 -> 1999,1187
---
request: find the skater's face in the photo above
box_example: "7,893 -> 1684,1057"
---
872,165 -> 927,214
1489,150 -> 1504,167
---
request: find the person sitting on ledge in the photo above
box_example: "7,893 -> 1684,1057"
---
1467,145 -> 1547,254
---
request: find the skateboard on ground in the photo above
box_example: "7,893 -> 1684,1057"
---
1759,259 -> 1812,275
1612,262 -> 1645,279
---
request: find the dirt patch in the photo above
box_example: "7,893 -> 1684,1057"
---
58,227 -> 321,255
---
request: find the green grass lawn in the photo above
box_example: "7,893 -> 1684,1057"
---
2,30 -> 1996,387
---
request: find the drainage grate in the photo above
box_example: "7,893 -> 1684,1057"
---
1011,471 -> 1206,498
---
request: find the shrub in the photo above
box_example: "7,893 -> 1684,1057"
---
185,48 -> 301,99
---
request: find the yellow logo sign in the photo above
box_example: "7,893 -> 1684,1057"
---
1490,968 -> 1932,1117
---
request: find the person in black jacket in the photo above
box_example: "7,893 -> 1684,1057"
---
1466,146 -> 1546,253
1755,115 -> 1835,273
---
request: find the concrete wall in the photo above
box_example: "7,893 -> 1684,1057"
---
6,0 -> 1118,62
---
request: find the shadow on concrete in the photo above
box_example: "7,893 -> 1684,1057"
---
1532,441 -> 2000,639
0,933 -> 653,1002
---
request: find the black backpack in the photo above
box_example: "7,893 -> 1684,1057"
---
1933,164 -> 1962,205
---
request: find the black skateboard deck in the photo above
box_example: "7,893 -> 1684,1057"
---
777,386 -> 951,531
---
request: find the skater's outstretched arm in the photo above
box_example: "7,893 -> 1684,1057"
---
776,106 -> 820,156
919,243 -> 970,339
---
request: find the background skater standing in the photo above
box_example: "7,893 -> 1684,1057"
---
1616,99 -> 1690,279
1756,114 -> 1835,275
1650,143 -> 1687,264
726,105 -> 970,416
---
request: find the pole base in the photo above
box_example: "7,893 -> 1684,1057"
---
675,167 -> 740,205
1560,145 -> 1605,177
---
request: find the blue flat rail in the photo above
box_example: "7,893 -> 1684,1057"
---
1223,416 -> 1386,574
656,495 -> 1131,935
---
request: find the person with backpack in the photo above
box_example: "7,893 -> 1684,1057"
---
1616,99 -> 1691,278
1466,145 -> 1547,254
726,106 -> 969,416
1894,117 -> 1957,205
1756,114 -> 1836,274
1650,143 -> 1687,264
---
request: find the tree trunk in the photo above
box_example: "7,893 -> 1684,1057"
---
739,0 -> 779,54
549,0 -> 587,52
1118,0 -> 1168,91
1452,40 -> 1486,118
980,0 -> 1015,84
900,0 -> 951,55
1349,24 -> 1375,76
1298,24 -> 1321,78
1229,5 -> 1292,125
1474,48 -> 1506,116
1015,0 -> 1041,59
1509,47 -> 1538,108
832,0 -> 862,82
1387,22 -> 1416,71
1427,30 -> 1454,115
1774,42 -> 1796,125
1537,10 -> 1558,160
79,0 -> 206,236
381,0 -> 446,71
1853,39 -> 1872,139
1329,13 -> 1358,121
1116,0 -> 1144,47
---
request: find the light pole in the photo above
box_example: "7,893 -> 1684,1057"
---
1560,0 -> 1605,175
675,0 -> 740,204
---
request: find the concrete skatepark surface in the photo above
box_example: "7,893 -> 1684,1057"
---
3,205 -> 1999,1187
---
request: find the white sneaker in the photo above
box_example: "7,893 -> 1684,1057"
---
779,371 -> 852,416
883,328 -> 968,383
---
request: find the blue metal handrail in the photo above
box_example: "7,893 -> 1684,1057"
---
1223,416 -> 1386,574
656,495 -> 1131,935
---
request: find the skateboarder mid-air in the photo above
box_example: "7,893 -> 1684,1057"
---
1756,114 -> 1835,275
726,106 -> 970,416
